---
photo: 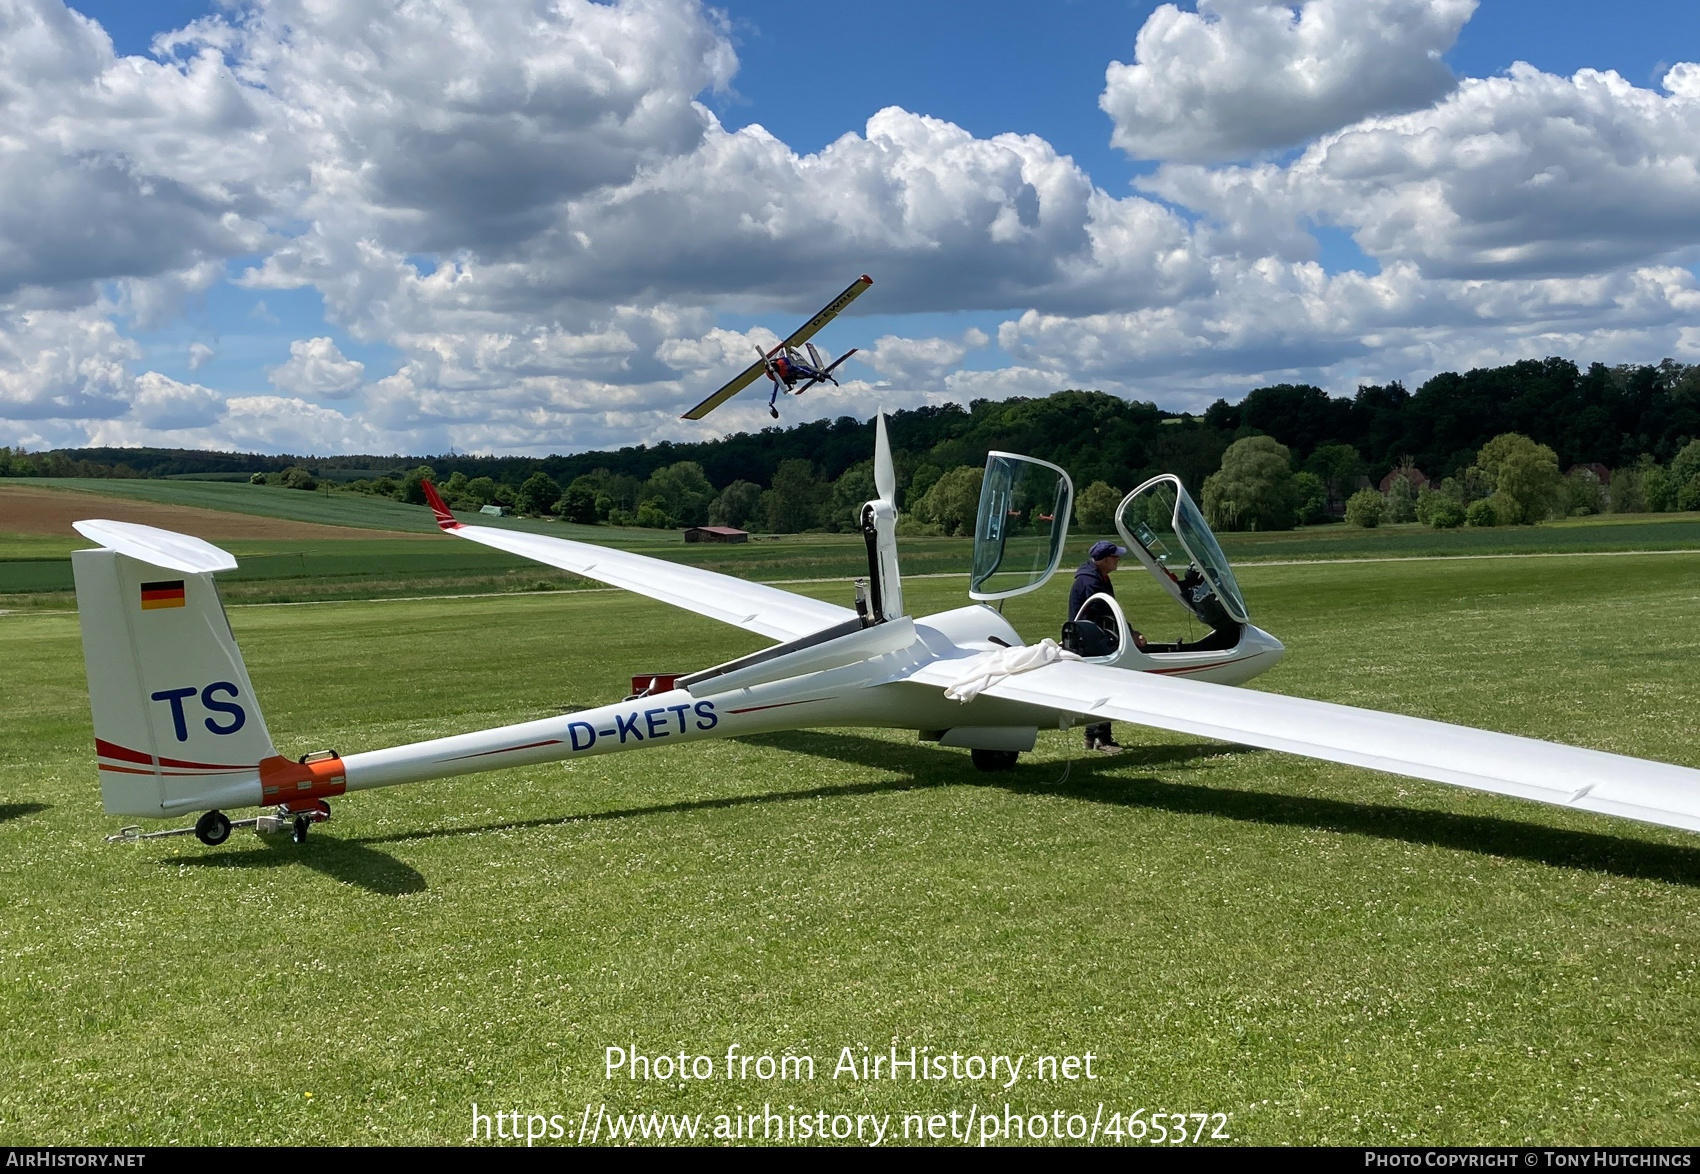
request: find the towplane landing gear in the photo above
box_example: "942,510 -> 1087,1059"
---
105,800 -> 331,846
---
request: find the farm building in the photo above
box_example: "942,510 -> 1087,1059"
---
1379,465 -> 1430,493
684,525 -> 749,543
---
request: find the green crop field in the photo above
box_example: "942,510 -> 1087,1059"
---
8,477 -> 1700,613
0,532 -> 988,609
3,549 -> 1699,1146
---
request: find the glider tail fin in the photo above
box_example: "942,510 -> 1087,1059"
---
859,410 -> 904,622
71,522 -> 277,818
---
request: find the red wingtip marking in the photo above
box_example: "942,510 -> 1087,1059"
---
421,479 -> 462,530
861,275 -> 871,284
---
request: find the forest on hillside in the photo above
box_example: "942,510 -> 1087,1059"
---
4,356 -> 1697,533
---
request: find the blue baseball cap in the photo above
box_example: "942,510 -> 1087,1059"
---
1089,540 -> 1128,560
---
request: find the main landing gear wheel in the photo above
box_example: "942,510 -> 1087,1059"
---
291,815 -> 311,844
194,810 -> 231,846
970,748 -> 1020,772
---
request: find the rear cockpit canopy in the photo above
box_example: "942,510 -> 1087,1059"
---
1115,475 -> 1249,628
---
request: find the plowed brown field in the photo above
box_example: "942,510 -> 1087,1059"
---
0,484 -> 414,541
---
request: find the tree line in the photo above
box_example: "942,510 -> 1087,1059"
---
1175,431 -> 1700,534
3,355 -> 1696,534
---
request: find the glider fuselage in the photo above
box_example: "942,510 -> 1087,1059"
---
335,604 -> 1287,798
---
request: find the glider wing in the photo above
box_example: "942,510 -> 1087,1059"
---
422,483 -> 853,643
933,656 -> 1700,834
682,275 -> 873,420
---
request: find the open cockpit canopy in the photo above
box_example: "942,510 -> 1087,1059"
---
969,452 -> 1074,601
1115,474 -> 1249,626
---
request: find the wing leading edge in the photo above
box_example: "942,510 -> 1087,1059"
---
422,484 -> 852,643
968,658 -> 1700,834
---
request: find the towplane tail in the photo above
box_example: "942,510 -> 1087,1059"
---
71,520 -> 282,819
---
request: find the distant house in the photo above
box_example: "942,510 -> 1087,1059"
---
684,525 -> 748,544
479,504 -> 505,516
1567,462 -> 1612,507
1379,466 -> 1430,493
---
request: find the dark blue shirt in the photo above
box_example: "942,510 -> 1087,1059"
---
1067,559 -> 1114,625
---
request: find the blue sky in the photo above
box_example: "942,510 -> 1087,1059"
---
6,0 -> 1700,453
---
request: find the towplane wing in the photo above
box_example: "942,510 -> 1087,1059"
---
682,275 -> 873,420
916,656 -> 1700,834
421,482 -> 851,643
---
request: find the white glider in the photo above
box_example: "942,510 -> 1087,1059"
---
68,413 -> 1700,847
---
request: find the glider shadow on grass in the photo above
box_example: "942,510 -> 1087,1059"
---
343,729 -> 1700,890
768,730 -> 1700,890
0,802 -> 49,824
359,775 -> 939,848
353,732 -> 1233,848
171,834 -> 427,896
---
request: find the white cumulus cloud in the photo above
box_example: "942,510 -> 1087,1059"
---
4,0 -> 1700,454
267,337 -> 366,398
0,0 -> 281,300
127,371 -> 225,430
1145,62 -> 1700,278
862,329 -> 990,380
1101,0 -> 1476,163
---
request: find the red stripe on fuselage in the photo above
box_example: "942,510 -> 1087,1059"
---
1146,657 -> 1252,676
444,739 -> 563,761
726,698 -> 829,715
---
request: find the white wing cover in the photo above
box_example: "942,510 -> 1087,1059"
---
439,523 -> 854,643
974,659 -> 1700,834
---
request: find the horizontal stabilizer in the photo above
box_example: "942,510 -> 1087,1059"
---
72,520 -> 237,574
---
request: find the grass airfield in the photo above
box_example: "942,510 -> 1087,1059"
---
3,549 -> 1700,1145
5,477 -> 1700,612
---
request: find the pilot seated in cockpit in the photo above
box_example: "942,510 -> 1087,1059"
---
1174,566 -> 1241,652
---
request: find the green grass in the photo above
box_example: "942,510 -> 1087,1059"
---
1216,512 -> 1700,561
0,532 -> 985,609
26,475 -> 1700,552
3,552 -> 1700,1145
3,481 -> 987,606
9,487 -> 1700,614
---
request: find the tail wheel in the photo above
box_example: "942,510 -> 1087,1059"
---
194,810 -> 231,846
291,815 -> 311,844
970,749 -> 1020,772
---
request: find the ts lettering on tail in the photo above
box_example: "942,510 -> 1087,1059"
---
149,683 -> 248,742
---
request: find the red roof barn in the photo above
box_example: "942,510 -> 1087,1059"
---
1379,466 -> 1430,493
684,525 -> 749,543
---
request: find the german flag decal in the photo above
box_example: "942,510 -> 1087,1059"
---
139,580 -> 186,610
